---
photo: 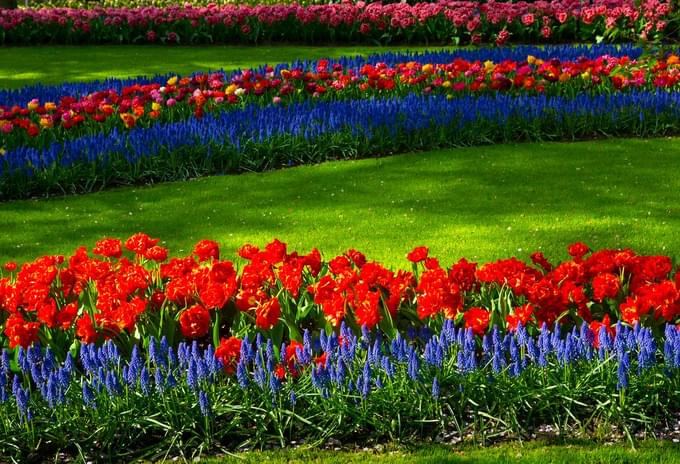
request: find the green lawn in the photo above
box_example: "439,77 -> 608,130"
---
2,42 -> 680,464
208,440 -> 680,463
1,138 -> 678,267
0,44 -> 454,88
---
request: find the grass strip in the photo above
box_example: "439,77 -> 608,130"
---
207,440 -> 680,463
1,138 -> 678,267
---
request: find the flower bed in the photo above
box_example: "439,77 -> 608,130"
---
4,88 -> 680,199
0,43 -> 643,109
5,47 -> 680,199
3,324 -> 680,454
0,48 -> 666,148
2,237 -> 679,355
0,0 -> 672,46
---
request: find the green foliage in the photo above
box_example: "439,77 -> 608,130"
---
2,333 -> 680,461
0,333 -> 678,461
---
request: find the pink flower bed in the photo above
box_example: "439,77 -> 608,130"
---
0,0 -> 672,45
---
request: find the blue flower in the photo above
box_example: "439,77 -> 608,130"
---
617,352 -> 630,390
104,370 -> 122,397
236,359 -> 250,389
432,376 -> 440,399
166,372 -> 178,389
155,367 -> 166,393
407,348 -> 419,381
186,360 -> 198,392
198,390 -> 211,417
361,361 -> 371,398
140,367 -> 151,396
0,350 -> 9,374
16,386 -> 31,422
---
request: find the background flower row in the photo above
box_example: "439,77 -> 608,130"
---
0,0 -> 671,45
3,50 -> 676,148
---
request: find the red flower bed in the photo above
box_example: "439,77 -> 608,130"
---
1,236 -> 679,354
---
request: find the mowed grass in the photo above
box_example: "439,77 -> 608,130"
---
207,440 -> 680,463
0,44 -> 453,88
1,137 -> 679,267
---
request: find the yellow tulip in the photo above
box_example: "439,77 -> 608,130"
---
225,84 -> 238,95
167,76 -> 178,86
151,102 -> 162,112
0,148 -> 5,157
421,64 -> 434,74
527,55 -> 536,65
484,60 -> 495,71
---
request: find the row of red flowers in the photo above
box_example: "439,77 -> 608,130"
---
1,235 -> 679,354
0,1 -> 672,45
4,53 -> 680,148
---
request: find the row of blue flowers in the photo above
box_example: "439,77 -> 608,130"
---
2,87 -> 680,199
2,321 -> 679,459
